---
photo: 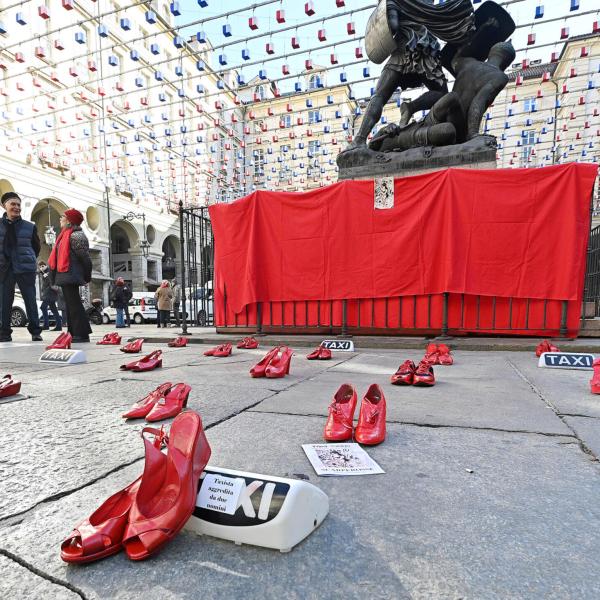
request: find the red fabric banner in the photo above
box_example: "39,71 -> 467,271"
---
209,164 -> 597,315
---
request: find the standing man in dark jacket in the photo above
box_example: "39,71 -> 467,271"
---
0,192 -> 43,342
110,277 -> 132,328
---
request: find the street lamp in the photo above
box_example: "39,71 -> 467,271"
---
123,211 -> 150,257
44,199 -> 56,247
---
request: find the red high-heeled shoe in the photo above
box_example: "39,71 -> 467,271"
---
46,332 -> 72,350
237,337 -> 259,349
265,347 -> 293,378
590,358 -> 600,394
145,383 -> 191,422
354,384 -> 386,445
0,374 -> 21,398
120,350 -> 162,372
168,337 -> 188,348
97,333 -> 121,345
123,411 -> 211,560
123,382 -> 173,419
391,360 -> 416,385
413,360 -> 435,386
121,339 -> 144,353
437,344 -> 454,365
249,347 -> 280,378
324,384 -> 357,442
213,343 -> 232,357
60,427 -> 167,564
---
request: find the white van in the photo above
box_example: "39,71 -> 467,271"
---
102,292 -> 158,324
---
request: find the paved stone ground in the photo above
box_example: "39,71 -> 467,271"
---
1,325 -> 600,600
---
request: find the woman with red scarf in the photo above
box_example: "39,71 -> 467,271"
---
48,209 -> 93,342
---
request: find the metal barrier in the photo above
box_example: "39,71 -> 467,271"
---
584,224 -> 600,317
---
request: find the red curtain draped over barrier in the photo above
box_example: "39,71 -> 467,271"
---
209,164 -> 597,316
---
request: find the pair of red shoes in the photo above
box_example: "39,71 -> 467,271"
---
391,360 -> 436,386
123,382 -> 191,421
423,343 -> 453,366
121,339 -> 144,353
324,384 -> 386,445
97,332 -> 121,346
0,374 -> 21,398
306,346 -> 332,360
61,411 -> 211,563
121,350 -> 162,372
250,346 -> 293,378
204,343 -> 232,357
168,337 -> 188,348
535,339 -> 560,357
237,337 -> 259,349
46,332 -> 72,350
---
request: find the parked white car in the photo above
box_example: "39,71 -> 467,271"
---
102,293 -> 158,324
11,291 -> 46,327
184,282 -> 213,326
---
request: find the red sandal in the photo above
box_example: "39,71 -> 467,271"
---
145,383 -> 191,422
122,382 -> 173,419
120,350 -> 162,372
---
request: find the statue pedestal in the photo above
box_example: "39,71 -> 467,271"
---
337,135 -> 498,181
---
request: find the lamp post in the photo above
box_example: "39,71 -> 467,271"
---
123,211 -> 150,257
43,199 -> 56,247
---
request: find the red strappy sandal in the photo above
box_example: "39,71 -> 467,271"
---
121,339 -> 144,353
0,374 -> 21,398
60,427 -> 168,564
145,383 -> 191,422
123,411 -> 211,560
122,382 -> 173,419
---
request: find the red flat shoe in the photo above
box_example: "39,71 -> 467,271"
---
306,346 -> 322,360
0,374 -> 21,398
391,360 -> 416,385
123,382 -> 173,419
354,384 -> 386,445
121,339 -> 144,353
265,346 -> 293,378
123,411 -> 211,560
249,347 -> 280,378
120,350 -> 162,372
145,383 -> 191,422
168,337 -> 188,348
413,360 -> 435,386
46,332 -> 72,350
61,427 -> 167,564
324,384 -> 357,442
318,346 -> 332,360
213,343 -> 232,357
437,344 -> 454,365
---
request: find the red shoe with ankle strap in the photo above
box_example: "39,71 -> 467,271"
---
354,384 -> 386,445
265,347 -> 293,378
237,337 -> 259,349
250,347 -> 280,378
60,427 -> 168,564
123,382 -> 173,419
324,384 -> 357,442
145,383 -> 191,422
590,358 -> 600,394
437,344 -> 454,365
120,350 -> 162,372
121,339 -> 144,353
391,360 -> 416,385
0,374 -> 21,398
46,332 -> 72,350
123,411 -> 211,560
168,337 -> 188,348
413,360 -> 435,386
213,343 -> 232,357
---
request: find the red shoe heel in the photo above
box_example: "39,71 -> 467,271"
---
123,411 -> 211,560
0,374 -> 21,398
250,347 -> 279,378
61,428 -> 167,564
145,382 -> 191,422
123,382 -> 173,419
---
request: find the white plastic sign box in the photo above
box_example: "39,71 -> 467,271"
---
39,349 -> 87,365
538,352 -> 594,370
321,339 -> 354,352
184,466 -> 329,553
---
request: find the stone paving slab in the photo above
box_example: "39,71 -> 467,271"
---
251,353 -> 572,436
564,416 -> 600,457
2,414 -> 600,600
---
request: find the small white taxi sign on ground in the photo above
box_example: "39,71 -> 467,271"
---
321,339 -> 354,352
39,349 -> 87,365
185,466 -> 329,553
538,352 -> 594,370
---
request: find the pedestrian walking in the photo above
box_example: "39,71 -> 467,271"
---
37,259 -> 62,331
48,208 -> 93,342
172,278 -> 181,328
0,191 -> 43,342
110,277 -> 132,328
155,280 -> 173,328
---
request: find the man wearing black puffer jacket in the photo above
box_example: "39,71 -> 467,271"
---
0,192 -> 43,342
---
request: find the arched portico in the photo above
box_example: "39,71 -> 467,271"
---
161,235 -> 180,282
31,197 -> 69,263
